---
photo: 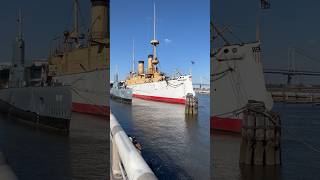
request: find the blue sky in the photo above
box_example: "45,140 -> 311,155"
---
110,0 -> 210,84
213,0 -> 320,84
0,0 -> 91,63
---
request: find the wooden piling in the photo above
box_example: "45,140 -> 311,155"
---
239,100 -> 281,166
185,93 -> 198,116
274,115 -> 281,165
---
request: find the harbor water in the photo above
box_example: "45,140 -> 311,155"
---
0,112 -> 108,180
111,94 -> 210,179
212,102 -> 320,180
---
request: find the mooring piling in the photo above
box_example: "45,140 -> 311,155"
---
240,100 -> 281,166
185,93 -> 198,116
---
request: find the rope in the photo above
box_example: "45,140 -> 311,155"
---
213,106 -> 247,118
211,67 -> 234,76
211,67 -> 233,82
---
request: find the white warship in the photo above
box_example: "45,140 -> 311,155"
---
125,4 -> 195,104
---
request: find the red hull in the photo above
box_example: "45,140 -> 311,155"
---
72,102 -> 109,116
133,94 -> 186,104
210,116 -> 242,133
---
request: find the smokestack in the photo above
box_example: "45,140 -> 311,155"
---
147,54 -> 153,74
138,61 -> 144,75
90,0 -> 108,41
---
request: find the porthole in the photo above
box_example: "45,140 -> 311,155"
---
232,48 -> 237,53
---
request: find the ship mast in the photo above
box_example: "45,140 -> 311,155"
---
150,3 -> 159,65
16,8 -> 25,65
18,9 -> 22,41
132,38 -> 135,73
70,0 -> 79,41
115,65 -> 119,83
74,0 -> 79,34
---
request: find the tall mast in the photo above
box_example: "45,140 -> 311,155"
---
132,38 -> 135,73
256,16 -> 260,41
18,9 -> 22,40
115,64 -> 119,82
73,0 -> 79,36
150,2 -> 159,62
153,3 -> 156,40
16,8 -> 25,66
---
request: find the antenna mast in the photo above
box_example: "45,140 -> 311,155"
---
16,8 -> 25,65
18,9 -> 22,40
153,3 -> 156,40
73,0 -> 79,38
150,2 -> 159,62
132,38 -> 135,73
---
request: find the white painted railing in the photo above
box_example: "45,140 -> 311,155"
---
110,113 -> 157,180
0,151 -> 18,180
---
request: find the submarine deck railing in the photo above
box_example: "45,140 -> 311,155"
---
110,113 -> 157,180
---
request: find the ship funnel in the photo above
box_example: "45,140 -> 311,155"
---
90,0 -> 108,41
147,54 -> 153,74
138,61 -> 144,74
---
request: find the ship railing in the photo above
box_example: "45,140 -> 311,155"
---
110,113 -> 157,180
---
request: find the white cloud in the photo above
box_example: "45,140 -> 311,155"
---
164,38 -> 172,44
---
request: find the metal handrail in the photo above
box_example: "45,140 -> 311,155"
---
0,151 -> 18,180
110,113 -> 157,180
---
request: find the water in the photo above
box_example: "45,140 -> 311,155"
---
0,112 -> 108,180
212,103 -> 320,180
111,94 -> 210,179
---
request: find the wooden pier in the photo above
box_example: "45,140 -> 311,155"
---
267,85 -> 320,104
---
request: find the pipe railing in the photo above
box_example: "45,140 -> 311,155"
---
0,151 -> 18,180
110,113 -> 157,180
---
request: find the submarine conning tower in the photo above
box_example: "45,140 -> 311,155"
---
90,0 -> 109,41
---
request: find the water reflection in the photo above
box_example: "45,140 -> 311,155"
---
111,94 -> 210,179
240,165 -> 281,180
212,103 -> 320,180
0,113 -> 107,180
